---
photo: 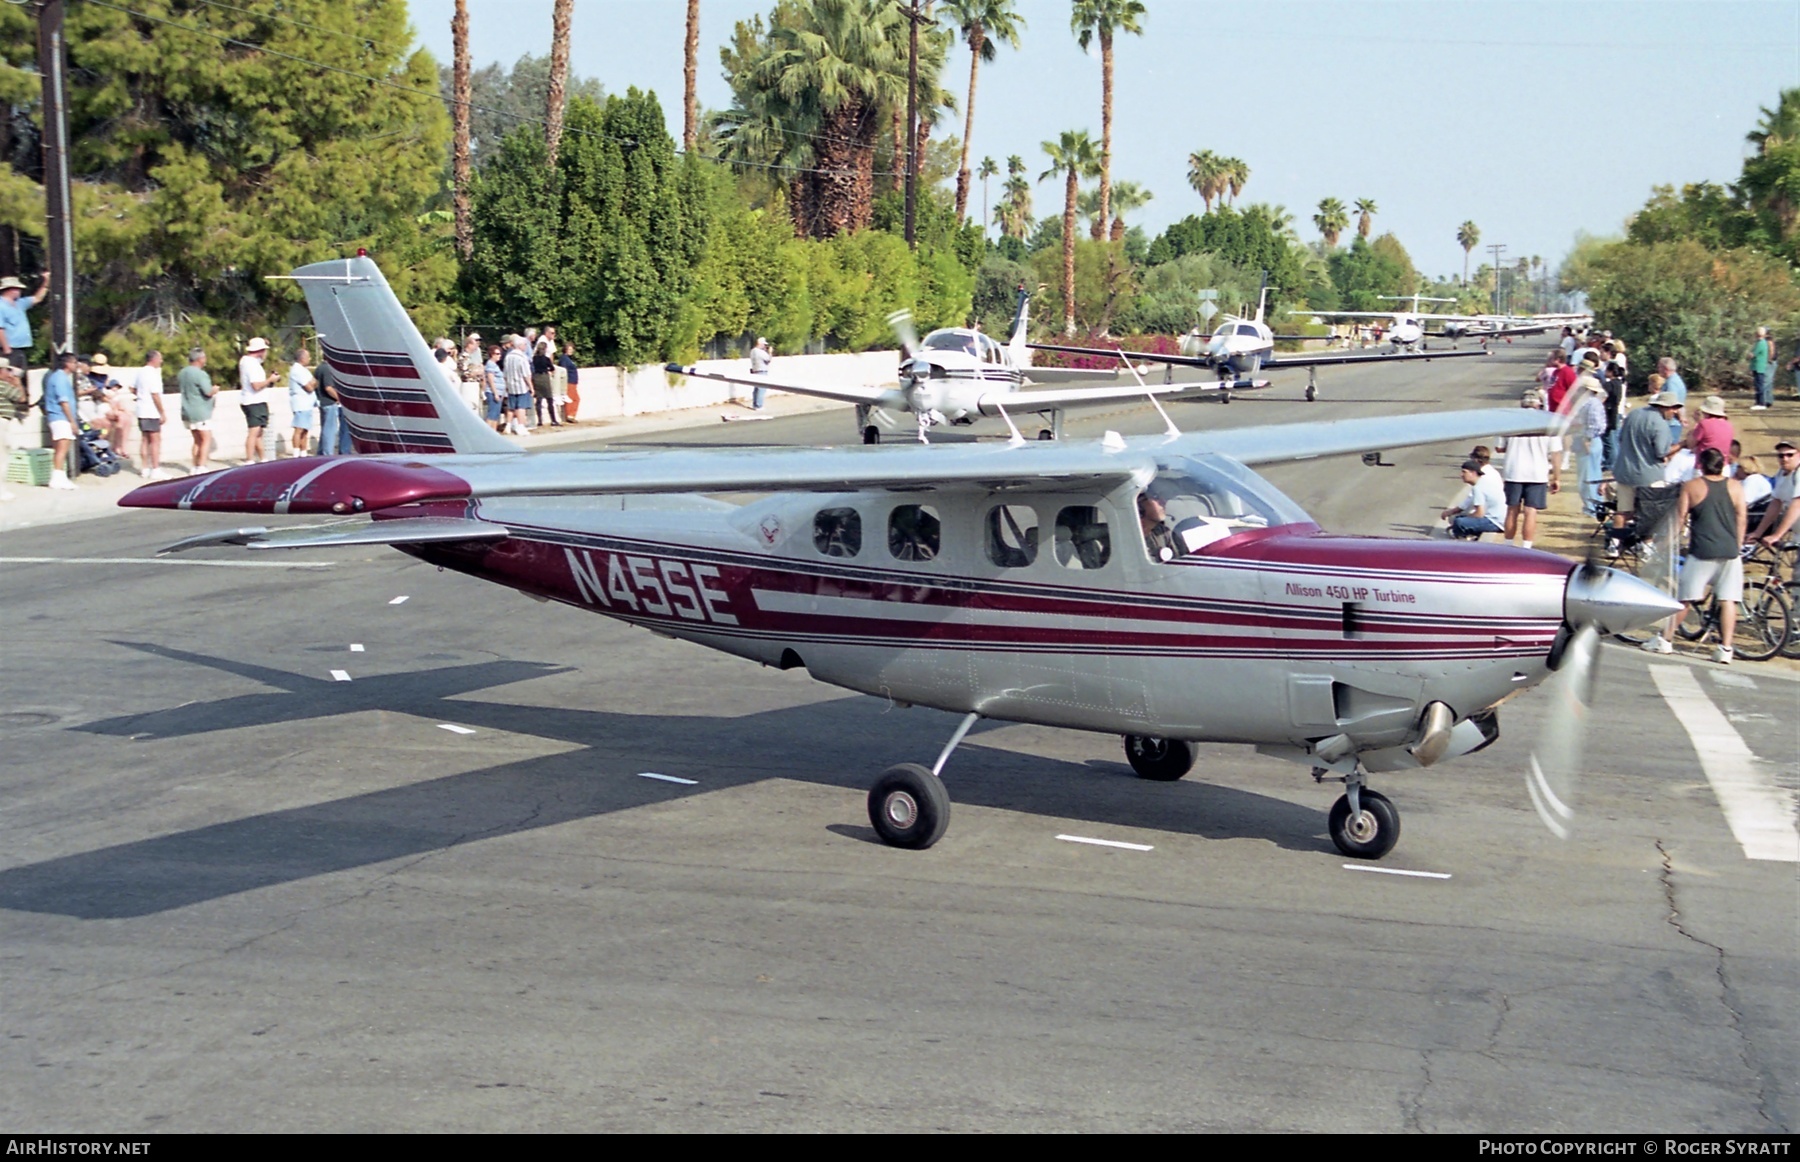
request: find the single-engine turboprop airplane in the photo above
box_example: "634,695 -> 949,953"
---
1030,287 -> 1493,403
120,256 -> 1680,860
666,287 -> 1162,446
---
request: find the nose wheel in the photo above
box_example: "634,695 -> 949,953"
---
1327,788 -> 1400,859
1123,735 -> 1196,781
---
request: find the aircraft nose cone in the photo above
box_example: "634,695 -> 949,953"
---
1565,566 -> 1683,636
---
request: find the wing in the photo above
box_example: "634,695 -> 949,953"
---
664,363 -> 898,407
1266,348 -> 1493,369
1028,342 -> 1211,369
984,382 -> 1184,412
122,407 -> 1557,524
1284,310 -> 1393,320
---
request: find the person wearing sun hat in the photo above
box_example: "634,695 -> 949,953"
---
1684,395 -> 1734,461
239,336 -> 275,463
0,271 -> 47,378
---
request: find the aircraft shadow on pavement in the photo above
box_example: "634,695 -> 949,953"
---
0,643 -> 1329,919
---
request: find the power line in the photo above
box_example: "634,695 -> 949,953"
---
82,0 -> 911,181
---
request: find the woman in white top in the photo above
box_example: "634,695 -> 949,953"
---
287,347 -> 317,456
134,350 -> 166,476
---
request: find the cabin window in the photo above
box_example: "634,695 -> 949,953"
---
1054,505 -> 1110,570
985,504 -> 1039,568
889,504 -> 941,562
813,507 -> 861,558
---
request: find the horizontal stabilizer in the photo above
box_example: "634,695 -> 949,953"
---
160,516 -> 508,554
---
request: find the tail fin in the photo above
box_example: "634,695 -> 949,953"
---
1006,282 -> 1032,367
1254,271 -> 1270,324
291,255 -> 513,455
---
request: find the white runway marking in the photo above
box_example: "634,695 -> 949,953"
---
330,670 -> 352,682
1650,665 -> 1799,862
388,595 -> 409,605
437,724 -> 476,735
1342,865 -> 1453,880
1710,670 -> 1758,689
636,772 -> 697,785
349,644 -> 364,652
1056,834 -> 1154,852
0,557 -> 333,569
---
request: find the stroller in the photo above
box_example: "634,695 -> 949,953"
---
75,426 -> 123,478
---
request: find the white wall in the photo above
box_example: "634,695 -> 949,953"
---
4,351 -> 903,465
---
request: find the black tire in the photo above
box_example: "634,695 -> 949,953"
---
862,426 -> 881,445
1220,391 -> 1232,404
1037,429 -> 1055,441
867,763 -> 950,849
1733,581 -> 1793,662
1329,789 -> 1400,860
1123,735 -> 1196,781
1304,384 -> 1317,402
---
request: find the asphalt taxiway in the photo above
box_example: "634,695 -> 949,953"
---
1,342 -> 1793,1131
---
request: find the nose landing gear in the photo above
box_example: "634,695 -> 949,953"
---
1313,765 -> 1401,859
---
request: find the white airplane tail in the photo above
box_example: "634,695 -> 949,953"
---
1005,283 -> 1032,367
290,255 -> 513,456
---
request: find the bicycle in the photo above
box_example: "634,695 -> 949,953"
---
1591,486 -> 1682,644
1740,540 -> 1800,658
1672,554 -> 1793,662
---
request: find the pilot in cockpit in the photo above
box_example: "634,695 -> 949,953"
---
1138,492 -> 1178,562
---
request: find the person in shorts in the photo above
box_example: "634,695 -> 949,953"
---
1497,389 -> 1561,549
1642,448 -> 1747,662
133,349 -> 166,476
43,351 -> 79,489
177,347 -> 216,471
239,336 -> 274,462
483,344 -> 506,431
1610,390 -> 1684,550
287,346 -> 316,456
503,334 -> 533,435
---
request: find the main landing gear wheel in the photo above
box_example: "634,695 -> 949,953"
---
868,763 -> 950,849
1328,789 -> 1400,860
863,426 -> 881,445
1037,429 -> 1055,441
1123,735 -> 1196,781
1304,384 -> 1317,402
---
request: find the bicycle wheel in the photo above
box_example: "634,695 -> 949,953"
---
1732,581 -> 1793,662
1676,598 -> 1709,642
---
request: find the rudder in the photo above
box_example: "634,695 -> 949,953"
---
292,255 -> 513,455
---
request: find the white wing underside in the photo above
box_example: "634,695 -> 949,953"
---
326,407 -> 1558,499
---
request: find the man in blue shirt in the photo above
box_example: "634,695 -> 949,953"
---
42,351 -> 79,489
0,272 -> 49,376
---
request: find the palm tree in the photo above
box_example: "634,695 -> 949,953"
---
942,0 -> 1025,224
1456,220 -> 1480,283
996,153 -> 1032,240
1186,149 -> 1223,213
1222,156 -> 1249,206
545,0 -> 574,167
451,0 -> 472,257
1314,197 -> 1349,248
978,155 -> 999,239
1070,0 -> 1145,241
1040,129 -> 1101,334
1354,197 -> 1378,239
683,0 -> 700,151
1107,179 -> 1151,241
750,0 -> 910,238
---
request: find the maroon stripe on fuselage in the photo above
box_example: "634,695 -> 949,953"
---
338,395 -> 440,420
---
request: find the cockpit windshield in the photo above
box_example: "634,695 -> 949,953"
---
1144,454 -> 1315,557
922,331 -> 979,356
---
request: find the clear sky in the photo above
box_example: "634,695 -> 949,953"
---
414,1 -> 1800,278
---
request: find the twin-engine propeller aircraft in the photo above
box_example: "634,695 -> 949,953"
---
121,256 -> 1680,860
665,287 -> 1169,446
1030,287 -> 1493,403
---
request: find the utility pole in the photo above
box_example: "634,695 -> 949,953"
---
36,0 -> 74,355
904,0 -> 920,248
1485,243 -> 1507,315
